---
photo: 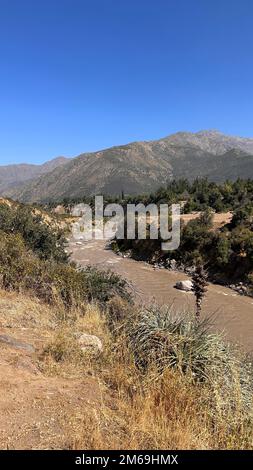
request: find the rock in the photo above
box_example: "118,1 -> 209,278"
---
71,204 -> 87,217
168,259 -> 177,270
185,266 -> 195,275
0,334 -> 35,353
237,285 -> 247,295
174,280 -> 193,292
77,333 -> 103,356
53,205 -> 66,215
230,283 -> 248,295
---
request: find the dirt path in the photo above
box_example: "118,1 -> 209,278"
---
0,291 -> 104,450
69,238 -> 253,353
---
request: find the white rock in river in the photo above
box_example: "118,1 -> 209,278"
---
174,280 -> 193,292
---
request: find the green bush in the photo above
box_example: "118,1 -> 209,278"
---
0,231 -> 31,290
0,203 -> 68,263
81,266 -> 132,305
0,231 -> 131,309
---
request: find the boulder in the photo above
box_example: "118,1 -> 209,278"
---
167,259 -> 177,270
174,280 -> 193,292
77,333 -> 103,356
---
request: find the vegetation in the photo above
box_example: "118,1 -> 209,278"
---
0,202 -> 68,262
1,198 -> 253,449
192,264 -> 208,319
125,305 -> 252,403
0,203 -> 131,309
40,300 -> 253,449
107,181 -> 253,292
50,178 -> 253,213
45,178 -> 253,290
114,209 -> 253,290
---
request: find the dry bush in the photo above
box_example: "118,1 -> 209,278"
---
106,295 -> 132,334
42,328 -> 82,363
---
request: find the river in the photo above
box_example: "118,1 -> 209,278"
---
69,238 -> 253,352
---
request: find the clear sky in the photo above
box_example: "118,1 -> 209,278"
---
0,0 -> 253,165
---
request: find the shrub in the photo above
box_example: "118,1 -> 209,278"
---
0,231 -> 132,310
106,295 -> 132,333
126,305 -> 253,414
0,231 -> 35,290
0,203 -> 68,263
82,266 -> 132,305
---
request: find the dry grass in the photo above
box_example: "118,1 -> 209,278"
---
68,351 -> 253,450
68,303 -> 253,450
0,289 -> 56,330
39,302 -> 112,379
1,288 -> 253,450
181,211 -> 233,229
70,371 -> 209,450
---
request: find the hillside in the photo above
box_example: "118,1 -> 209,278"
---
3,130 -> 253,202
2,286 -> 251,450
1,198 -> 253,450
0,156 -> 70,196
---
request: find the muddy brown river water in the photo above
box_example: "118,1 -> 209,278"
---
69,238 -> 253,352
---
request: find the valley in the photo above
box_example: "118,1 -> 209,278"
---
1,0 -> 253,455
1,173 -> 253,450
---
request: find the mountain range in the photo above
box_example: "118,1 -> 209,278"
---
1,130 -> 253,202
0,156 -> 69,196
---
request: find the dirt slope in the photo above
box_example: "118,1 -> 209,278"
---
0,291 -> 105,450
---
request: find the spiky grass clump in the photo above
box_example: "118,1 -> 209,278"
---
127,305 -> 225,379
126,305 -> 253,414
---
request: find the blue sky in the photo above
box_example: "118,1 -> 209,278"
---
0,0 -> 253,165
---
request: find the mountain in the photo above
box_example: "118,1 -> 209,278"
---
0,157 -> 70,195
3,130 -> 253,202
160,129 -> 253,155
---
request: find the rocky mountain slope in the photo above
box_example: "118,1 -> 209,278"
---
3,130 -> 253,202
0,156 -> 70,195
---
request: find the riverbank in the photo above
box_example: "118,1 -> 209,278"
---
69,237 -> 253,353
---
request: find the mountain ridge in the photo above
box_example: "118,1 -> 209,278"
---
0,157 -> 70,195
2,130 -> 253,202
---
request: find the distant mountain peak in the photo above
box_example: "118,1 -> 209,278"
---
2,129 -> 253,202
196,129 -> 222,136
41,156 -> 69,169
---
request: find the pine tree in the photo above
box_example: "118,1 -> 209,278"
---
192,264 -> 208,320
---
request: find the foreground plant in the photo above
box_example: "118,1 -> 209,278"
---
126,306 -> 253,415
